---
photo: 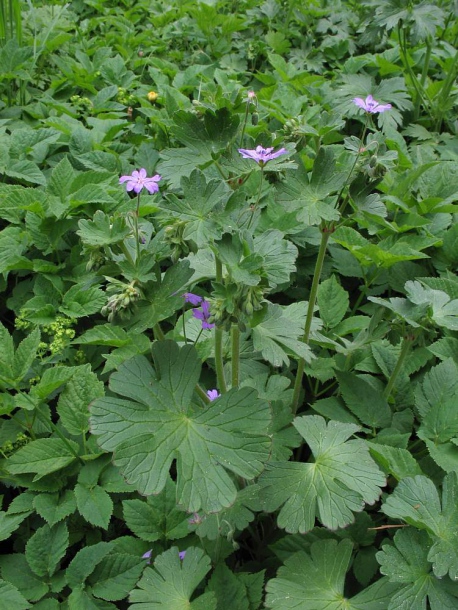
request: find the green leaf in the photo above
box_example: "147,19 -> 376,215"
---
0,322 -> 15,382
25,522 -> 68,578
265,538 -> 397,610
251,303 -> 314,367
129,546 -> 216,610
253,230 -> 298,289
74,483 -> 113,530
335,371 -> 392,428
77,211 -> 131,246
382,473 -> 458,579
88,554 -> 145,601
32,366 -> 75,400
0,511 -> 32,542
162,170 -> 230,248
377,528 -> 458,610
66,542 -> 115,588
57,364 -> 104,436
12,328 -> 41,382
368,443 -> 423,481
123,479 -> 189,542
60,285 -> 106,318
47,157 -> 76,201
76,324 -> 132,347
7,438 -> 80,480
0,579 -> 31,610
207,564 -> 250,610
317,275 -> 349,329
259,416 -> 385,532
90,343 -> 271,512
33,490 -> 76,527
0,554 -> 48,602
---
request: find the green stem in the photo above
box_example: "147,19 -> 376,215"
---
383,334 -> 415,400
35,404 -> 85,465
134,192 -> 141,264
215,327 -> 227,394
397,24 -> 432,115
153,323 -> 165,341
119,241 -> 135,267
239,97 -> 251,147
434,47 -> 458,131
195,383 -> 210,404
246,167 -> 264,230
231,323 -> 240,388
291,224 -> 331,414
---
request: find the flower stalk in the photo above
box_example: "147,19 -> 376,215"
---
231,323 -> 240,388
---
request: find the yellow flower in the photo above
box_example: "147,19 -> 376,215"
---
147,91 -> 158,103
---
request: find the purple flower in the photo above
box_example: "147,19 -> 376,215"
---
142,550 -> 152,564
192,300 -> 215,330
183,292 -> 203,306
238,145 -> 287,165
119,168 -> 162,194
178,550 -> 186,560
352,95 -> 392,114
207,389 -> 220,401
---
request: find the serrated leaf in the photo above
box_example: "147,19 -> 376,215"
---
0,511 -> 32,542
0,554 -> 49,602
376,528 -> 458,610
259,416 -> 385,533
57,364 -> 104,436
336,371 -> 391,428
60,285 -> 106,318
32,366 -> 75,400
0,579 -> 31,610
76,324 -> 132,347
90,342 -> 271,513
253,230 -> 298,289
368,443 -> 423,481
123,479 -> 189,542
74,483 -> 113,529
12,328 -> 40,382
265,538 -> 398,610
33,490 -> 76,527
207,564 -> 250,610
48,157 -> 76,200
77,211 -> 131,246
382,473 -> 458,580
25,522 -> 68,578
317,275 -> 349,328
7,438 -> 80,479
88,553 -> 145,601
129,546 -> 216,610
66,542 -> 115,588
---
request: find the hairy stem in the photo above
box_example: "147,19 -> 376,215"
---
383,334 -> 415,400
231,323 -> 240,388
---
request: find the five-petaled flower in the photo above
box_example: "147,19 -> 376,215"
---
192,300 -> 215,330
207,389 -> 220,401
238,145 -> 287,166
352,95 -> 392,114
119,168 -> 162,194
183,292 -> 203,306
142,549 -> 186,564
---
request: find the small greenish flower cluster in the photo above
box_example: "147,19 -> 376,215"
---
117,87 -> 136,106
42,316 -> 76,355
70,95 -> 93,115
0,432 -> 30,459
101,279 -> 143,322
164,221 -> 193,263
211,283 -> 264,331
85,247 -> 107,272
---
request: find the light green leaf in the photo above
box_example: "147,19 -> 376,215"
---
317,275 -> 349,329
31,366 -> 75,400
74,483 -> 113,530
377,528 -> 458,610
57,364 -> 104,436
33,490 -> 76,527
253,230 -> 298,289
382,473 -> 458,579
123,479 -> 189,542
60,285 -> 106,318
0,322 -> 14,382
90,342 -> 271,512
129,546 -> 216,610
0,511 -> 32,542
47,157 -> 76,201
77,211 -> 131,246
88,554 -> 145,601
12,328 -> 41,382
0,579 -> 31,610
259,416 -> 385,532
25,522 -> 68,578
0,553 -> 48,602
6,438 -> 80,479
76,324 -> 132,347
336,371 -> 392,428
368,443 -> 423,481
207,564 -> 250,610
66,542 -> 115,588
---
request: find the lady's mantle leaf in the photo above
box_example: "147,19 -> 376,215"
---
376,529 -> 458,610
89,341 -> 271,513
129,546 -> 216,610
265,538 -> 398,610
259,415 -> 385,533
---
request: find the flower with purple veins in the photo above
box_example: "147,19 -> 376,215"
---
207,389 -> 220,401
183,292 -> 203,306
119,168 -> 162,194
192,300 -> 215,330
352,95 -> 392,114
238,145 -> 287,166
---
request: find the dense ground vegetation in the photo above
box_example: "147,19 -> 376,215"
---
0,0 -> 458,608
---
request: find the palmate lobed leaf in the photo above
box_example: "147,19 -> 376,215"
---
259,416 -> 385,533
90,341 -> 271,513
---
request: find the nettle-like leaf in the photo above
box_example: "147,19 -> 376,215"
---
90,341 -> 271,512
25,522 -> 69,578
129,546 -> 216,610
57,364 -> 104,436
0,579 -> 31,610
377,528 -> 458,610
6,438 -> 80,480
161,169 -> 231,248
317,275 -> 349,329
259,416 -> 385,533
335,370 -> 392,428
265,538 -> 398,610
382,473 -> 458,580
77,210 -> 131,246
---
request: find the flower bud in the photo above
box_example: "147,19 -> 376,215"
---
147,91 -> 158,103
